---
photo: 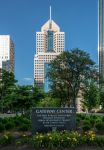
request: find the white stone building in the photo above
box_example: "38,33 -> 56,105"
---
0,35 -> 14,78
34,7 -> 65,91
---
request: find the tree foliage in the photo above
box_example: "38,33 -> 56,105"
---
47,48 -> 97,108
82,81 -> 100,112
0,70 -> 46,114
0,70 -> 17,112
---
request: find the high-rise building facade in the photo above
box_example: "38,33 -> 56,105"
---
98,0 -> 104,77
34,7 -> 65,91
0,35 -> 14,78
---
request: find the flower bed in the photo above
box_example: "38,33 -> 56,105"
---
0,131 -> 104,149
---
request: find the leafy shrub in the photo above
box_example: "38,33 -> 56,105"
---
95,136 -> 104,147
77,114 -> 86,120
102,116 -> 104,122
36,97 -> 60,107
90,115 -> 99,120
2,118 -> 9,124
0,123 -> 5,132
22,118 -> 31,125
95,118 -> 102,124
0,117 -> 3,123
13,116 -> 31,129
14,118 -> 21,127
84,131 -> 96,143
95,123 -> 104,131
5,121 -> 15,130
83,124 -> 92,132
0,133 -> 14,145
83,119 -> 91,126
90,119 -> 96,127
76,118 -> 81,127
18,123 -> 30,131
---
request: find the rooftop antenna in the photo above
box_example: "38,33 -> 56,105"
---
49,6 -> 52,29
50,6 -> 52,21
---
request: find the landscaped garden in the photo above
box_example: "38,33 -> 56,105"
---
0,114 -> 104,150
0,49 -> 104,150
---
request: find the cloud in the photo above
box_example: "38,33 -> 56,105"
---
23,77 -> 33,81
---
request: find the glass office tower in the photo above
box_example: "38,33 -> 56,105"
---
99,0 -> 104,77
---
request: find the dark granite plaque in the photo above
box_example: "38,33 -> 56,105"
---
31,107 -> 76,134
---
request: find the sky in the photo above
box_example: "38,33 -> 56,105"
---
0,0 -> 98,85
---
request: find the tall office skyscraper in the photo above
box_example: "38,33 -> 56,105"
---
0,35 -> 14,79
98,0 -> 104,77
34,7 -> 65,91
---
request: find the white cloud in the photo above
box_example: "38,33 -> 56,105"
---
23,77 -> 33,81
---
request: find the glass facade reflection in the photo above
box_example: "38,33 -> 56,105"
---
99,0 -> 104,77
47,30 -> 54,52
44,62 -> 50,92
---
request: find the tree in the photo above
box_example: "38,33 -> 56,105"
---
99,91 -> 104,110
98,74 -> 104,110
82,81 -> 100,112
32,85 -> 46,106
10,85 -> 46,114
47,48 -> 97,108
0,70 -> 17,112
11,85 -> 33,114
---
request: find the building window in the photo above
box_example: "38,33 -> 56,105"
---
47,30 -> 54,52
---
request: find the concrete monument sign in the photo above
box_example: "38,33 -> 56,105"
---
31,107 -> 76,133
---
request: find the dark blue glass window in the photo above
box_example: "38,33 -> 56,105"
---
44,63 -> 50,92
47,30 -> 53,52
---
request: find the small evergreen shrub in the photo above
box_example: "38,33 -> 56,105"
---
5,121 -> 15,130
2,118 -> 9,124
95,118 -> 102,124
95,123 -> 104,131
14,118 -> 21,127
0,123 -> 5,132
22,118 -> 31,125
95,136 -> 104,147
83,124 -> 91,132
76,118 -> 80,127
83,119 -> 91,126
18,123 -> 30,131
102,116 -> 104,122
0,117 -> 3,123
0,132 -> 14,145
90,119 -> 96,127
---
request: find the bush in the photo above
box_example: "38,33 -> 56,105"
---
0,117 -> 3,123
76,118 -> 81,127
5,121 -> 15,130
83,124 -> 92,132
13,116 -> 31,129
95,123 -> 104,131
83,120 -> 91,126
95,136 -> 104,147
14,118 -> 21,127
1,118 -> 9,124
90,119 -> 96,127
102,116 -> 104,122
77,114 -> 86,120
95,118 -> 102,124
22,118 -> 31,125
36,97 -> 60,107
0,123 -> 5,132
18,124 -> 30,131
0,133 -> 14,145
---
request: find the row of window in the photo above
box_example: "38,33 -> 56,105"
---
0,56 -> 8,59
